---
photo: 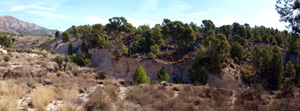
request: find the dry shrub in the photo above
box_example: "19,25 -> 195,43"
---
126,84 -> 199,111
31,86 -> 57,110
233,89 -> 268,111
275,89 -> 295,99
0,80 -> 26,111
84,84 -> 118,111
127,84 -> 163,106
177,85 -> 231,108
59,105 -> 84,111
57,86 -> 83,110
269,99 -> 300,111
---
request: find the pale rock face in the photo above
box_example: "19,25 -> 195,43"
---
0,46 -> 7,54
55,40 -> 83,55
88,49 -> 192,82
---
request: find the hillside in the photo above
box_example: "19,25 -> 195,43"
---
0,47 -> 299,111
0,15 -> 56,35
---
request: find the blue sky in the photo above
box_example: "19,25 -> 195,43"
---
0,0 -> 288,31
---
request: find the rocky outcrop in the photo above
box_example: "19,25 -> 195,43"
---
88,49 -> 192,83
89,49 -> 246,89
49,40 -> 83,55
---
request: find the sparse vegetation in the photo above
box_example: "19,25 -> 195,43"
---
1,1 -> 300,110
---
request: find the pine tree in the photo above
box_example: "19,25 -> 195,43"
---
157,67 -> 169,82
251,46 -> 264,74
203,33 -> 231,71
68,42 -> 74,55
74,28 -> 81,40
81,41 -> 88,54
55,30 -> 60,38
188,44 -> 208,85
286,61 -> 296,78
188,61 -> 207,85
62,31 -> 71,42
133,65 -> 150,85
231,41 -> 247,63
150,44 -> 160,55
268,46 -> 284,89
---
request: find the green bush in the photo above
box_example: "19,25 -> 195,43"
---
133,65 -> 150,85
62,31 -> 71,42
53,56 -> 64,70
3,56 -> 11,62
157,67 -> 169,82
68,42 -> 74,55
0,35 -> 12,48
69,54 -> 92,67
231,41 -> 247,64
148,52 -> 157,59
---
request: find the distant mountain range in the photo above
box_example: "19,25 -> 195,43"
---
0,15 -> 56,35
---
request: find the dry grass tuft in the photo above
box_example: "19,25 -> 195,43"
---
31,86 -> 57,110
0,80 -> 26,111
84,84 -> 118,110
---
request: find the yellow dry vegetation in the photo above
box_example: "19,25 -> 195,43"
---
31,86 -> 57,110
0,80 -> 26,111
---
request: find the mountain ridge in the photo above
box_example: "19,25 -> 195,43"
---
0,15 -> 56,35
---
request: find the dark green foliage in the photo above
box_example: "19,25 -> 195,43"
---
68,42 -> 74,55
87,24 -> 110,49
188,61 -> 207,85
81,41 -> 88,54
188,44 -> 207,84
150,44 -> 160,55
276,0 -> 300,34
148,52 -> 156,59
133,65 -> 150,85
217,25 -> 232,38
133,25 -> 155,53
157,67 -> 169,82
74,28 -> 81,39
286,61 -> 296,78
232,35 -> 246,46
110,40 -> 128,59
251,46 -> 266,74
231,42 -> 247,63
162,19 -> 196,55
62,31 -> 71,42
201,20 -> 216,36
202,33 -> 231,71
69,54 -> 92,67
287,34 -> 299,54
0,35 -> 12,48
232,22 -> 246,37
267,46 -> 284,89
271,36 -> 278,46
296,54 -> 300,75
152,24 -> 164,46
241,65 -> 254,84
106,17 -> 134,35
53,56 -> 72,71
3,56 -> 11,62
55,30 -> 60,38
